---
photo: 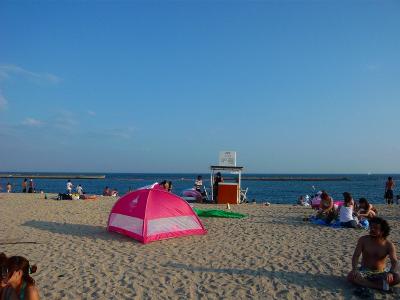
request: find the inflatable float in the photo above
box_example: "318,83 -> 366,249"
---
311,196 -> 343,209
182,189 -> 203,202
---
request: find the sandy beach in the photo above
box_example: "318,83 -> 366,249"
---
0,193 -> 399,299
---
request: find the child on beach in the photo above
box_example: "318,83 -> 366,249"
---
0,253 -> 18,300
6,256 -> 39,300
76,184 -> 84,195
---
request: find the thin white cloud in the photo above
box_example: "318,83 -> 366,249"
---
87,127 -> 135,140
364,63 -> 380,71
0,64 -> 61,84
0,89 -> 7,110
88,110 -> 96,116
53,111 -> 78,132
22,118 -> 44,127
110,127 -> 135,140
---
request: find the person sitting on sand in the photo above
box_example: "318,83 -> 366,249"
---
347,217 -> 400,291
111,189 -> 118,197
339,192 -> 358,228
103,186 -> 111,196
6,256 -> 40,300
315,191 -> 337,224
357,198 -> 377,221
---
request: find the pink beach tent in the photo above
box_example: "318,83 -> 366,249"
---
107,184 -> 207,244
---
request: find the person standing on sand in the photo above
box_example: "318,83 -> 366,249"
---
76,184 -> 83,195
22,179 -> 27,193
194,175 -> 203,193
28,179 -> 34,193
66,180 -> 73,194
384,177 -> 395,205
347,217 -> 400,291
6,183 -> 12,193
213,172 -> 224,202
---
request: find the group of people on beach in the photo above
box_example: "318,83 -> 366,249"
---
304,190 -> 400,292
102,186 -> 119,197
0,179 -> 35,194
0,253 -> 39,300
308,191 -> 377,229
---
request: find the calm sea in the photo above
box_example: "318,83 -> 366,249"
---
1,173 -> 399,204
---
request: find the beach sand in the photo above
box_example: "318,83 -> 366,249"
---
0,193 -> 399,299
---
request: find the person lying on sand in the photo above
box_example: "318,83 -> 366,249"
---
6,256 -> 40,300
347,217 -> 400,291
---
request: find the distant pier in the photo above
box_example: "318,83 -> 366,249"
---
0,174 -> 106,179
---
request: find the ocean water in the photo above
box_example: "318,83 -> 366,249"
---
0,173 -> 399,204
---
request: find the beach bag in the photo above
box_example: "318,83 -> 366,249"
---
57,193 -> 72,200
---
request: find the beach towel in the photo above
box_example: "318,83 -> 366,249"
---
310,217 -> 369,229
194,208 -> 246,219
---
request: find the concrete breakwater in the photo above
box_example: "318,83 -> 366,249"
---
0,174 -> 106,179
238,177 -> 349,181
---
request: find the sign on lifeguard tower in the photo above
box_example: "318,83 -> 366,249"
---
219,151 -> 236,167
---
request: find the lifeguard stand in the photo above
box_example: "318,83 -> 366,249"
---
210,151 -> 243,204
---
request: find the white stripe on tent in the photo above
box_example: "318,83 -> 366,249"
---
109,213 -> 143,235
147,216 -> 201,236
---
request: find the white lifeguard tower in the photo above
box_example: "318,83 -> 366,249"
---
210,151 -> 244,204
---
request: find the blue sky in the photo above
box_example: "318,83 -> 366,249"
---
0,1 -> 399,173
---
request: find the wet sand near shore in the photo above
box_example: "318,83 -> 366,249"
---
0,193 -> 399,299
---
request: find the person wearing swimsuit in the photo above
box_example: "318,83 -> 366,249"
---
347,217 -> 400,291
6,256 -> 39,300
384,177 -> 395,205
0,253 -> 18,300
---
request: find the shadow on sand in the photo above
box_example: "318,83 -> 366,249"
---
164,262 -> 365,299
22,220 -> 138,243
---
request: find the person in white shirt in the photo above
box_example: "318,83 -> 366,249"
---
76,184 -> 83,195
66,180 -> 73,194
340,192 -> 358,228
